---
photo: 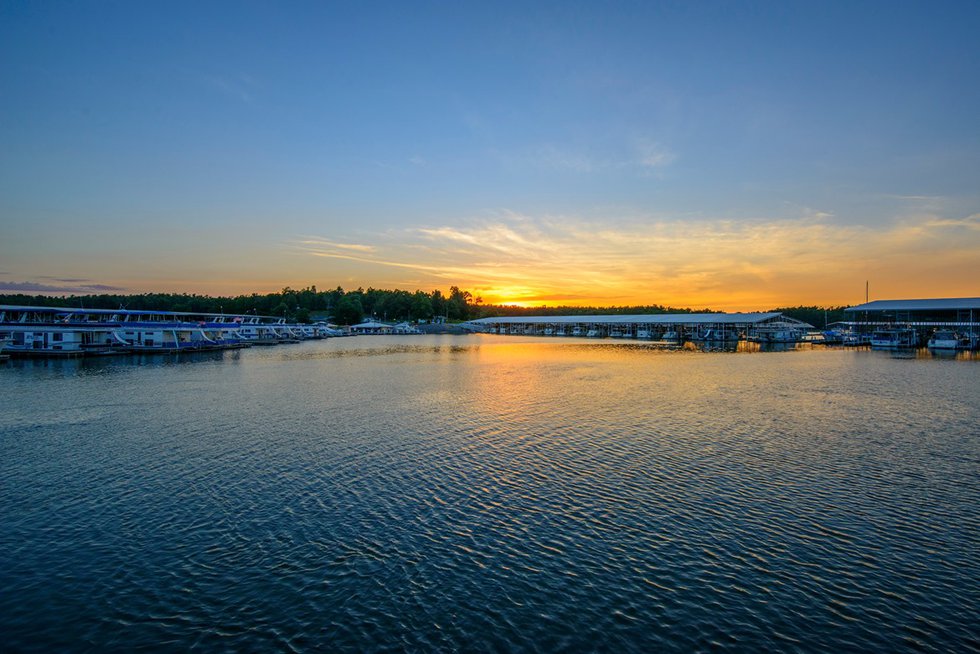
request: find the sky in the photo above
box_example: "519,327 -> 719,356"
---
1,1 -> 979,310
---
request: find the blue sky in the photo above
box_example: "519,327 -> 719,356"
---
2,1 -> 978,308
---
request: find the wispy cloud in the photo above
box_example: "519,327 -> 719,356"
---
891,195 -> 944,202
526,145 -> 599,172
880,193 -> 948,213
499,139 -> 676,175
291,209 -> 980,309
297,237 -> 376,253
202,72 -> 257,104
635,140 -> 676,168
38,276 -> 91,283
923,213 -> 980,230
0,281 -> 127,294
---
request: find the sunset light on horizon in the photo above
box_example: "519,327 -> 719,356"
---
2,2 -> 978,310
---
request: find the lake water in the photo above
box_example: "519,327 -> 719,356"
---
1,335 -> 978,652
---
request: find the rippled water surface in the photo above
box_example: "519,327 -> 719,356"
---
2,336 -> 978,652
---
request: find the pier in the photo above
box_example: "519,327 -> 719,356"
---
840,297 -> 980,348
0,305 -> 345,357
464,312 -> 813,342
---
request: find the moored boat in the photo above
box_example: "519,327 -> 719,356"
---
821,328 -> 844,344
870,328 -> 917,349
113,326 -> 214,353
693,328 -> 739,342
393,322 -> 423,335
926,330 -> 969,350
236,322 -> 281,345
842,331 -> 872,346
801,331 -> 824,342
0,323 -> 120,358
749,327 -> 802,343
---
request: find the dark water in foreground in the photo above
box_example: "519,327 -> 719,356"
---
1,336 -> 978,652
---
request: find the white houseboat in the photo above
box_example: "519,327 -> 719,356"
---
112,325 -> 213,353
693,328 -> 740,342
0,325 -> 122,357
870,328 -> 918,349
926,330 -> 969,350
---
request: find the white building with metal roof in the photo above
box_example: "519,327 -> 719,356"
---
464,312 -> 812,341
349,321 -> 394,334
841,297 -> 979,348
845,298 -> 980,313
843,298 -> 979,326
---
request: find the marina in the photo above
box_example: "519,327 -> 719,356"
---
4,297 -> 980,359
0,305 -> 344,358
4,2 -> 978,651
462,298 -> 980,352
464,312 -> 815,342
841,297 -> 980,350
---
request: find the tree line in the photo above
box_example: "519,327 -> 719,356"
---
0,287 -> 850,326
0,286 -> 474,325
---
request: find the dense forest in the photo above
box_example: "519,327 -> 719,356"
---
0,286 -> 473,325
0,286 -> 850,327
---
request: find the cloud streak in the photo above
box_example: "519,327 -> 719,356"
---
293,210 -> 980,309
38,276 -> 92,283
0,281 -> 127,294
498,138 -> 676,175
635,140 -> 676,168
297,237 -> 377,253
203,72 -> 257,104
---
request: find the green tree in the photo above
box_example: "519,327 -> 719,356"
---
411,291 -> 433,320
333,295 -> 364,325
431,289 -> 446,318
448,286 -> 471,320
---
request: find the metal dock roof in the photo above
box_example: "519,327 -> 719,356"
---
0,304 -> 281,320
845,298 -> 980,312
468,312 -> 790,325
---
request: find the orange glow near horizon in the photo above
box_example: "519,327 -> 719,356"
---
5,212 -> 978,311
294,212 -> 980,311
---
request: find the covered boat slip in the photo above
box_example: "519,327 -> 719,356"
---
0,324 -> 123,357
842,297 -> 980,349
0,305 -> 282,326
465,312 -> 813,342
0,305 -> 328,357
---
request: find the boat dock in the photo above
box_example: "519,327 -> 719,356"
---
839,298 -> 980,349
464,312 -> 814,343
0,305 -> 347,358
4,297 -> 978,357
